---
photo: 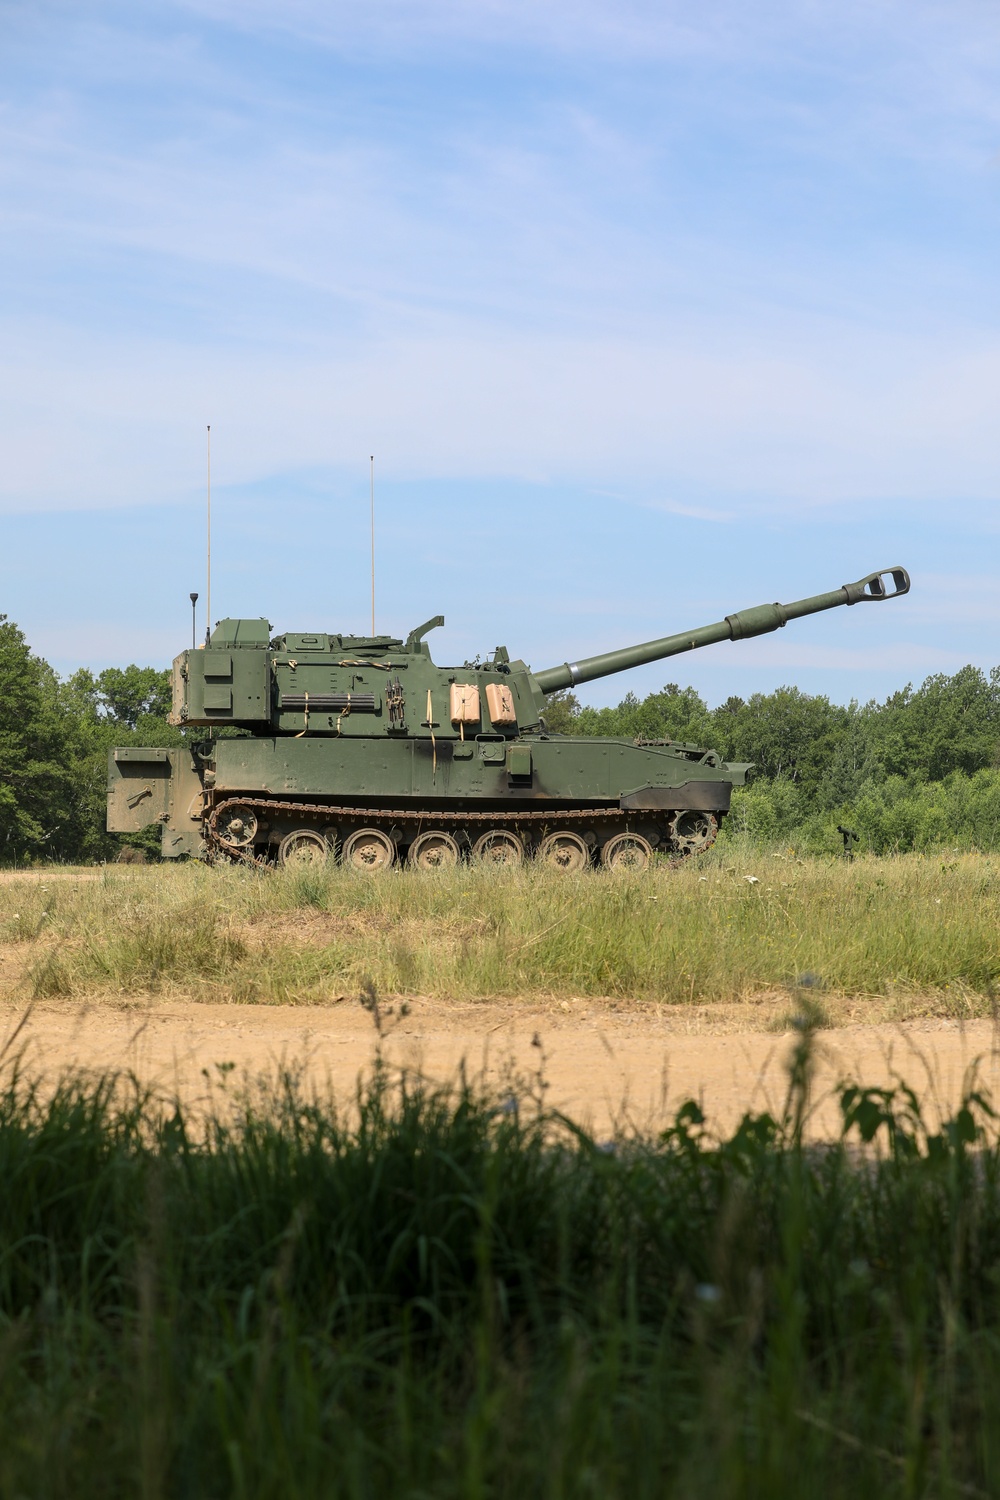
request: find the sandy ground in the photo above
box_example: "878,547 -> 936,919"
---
3,996 -> 998,1138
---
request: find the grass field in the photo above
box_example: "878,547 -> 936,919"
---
4,857 -> 1000,1496
1,1042 -> 999,1498
1,849 -> 999,1016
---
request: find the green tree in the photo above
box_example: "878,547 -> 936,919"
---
710,687 -> 848,794
540,689 -> 580,734
94,665 -> 172,729
574,684 -> 715,745
812,707 -> 882,810
0,617 -> 77,860
867,666 -> 1000,782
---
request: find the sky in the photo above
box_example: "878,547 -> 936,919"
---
1,0 -> 999,706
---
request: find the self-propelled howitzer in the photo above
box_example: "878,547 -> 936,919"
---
107,567 -> 909,870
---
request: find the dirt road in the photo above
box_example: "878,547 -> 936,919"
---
3,997 -> 997,1138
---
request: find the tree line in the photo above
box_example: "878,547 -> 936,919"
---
2,609 -> 999,860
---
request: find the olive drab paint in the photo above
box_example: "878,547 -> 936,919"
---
107,568 -> 910,871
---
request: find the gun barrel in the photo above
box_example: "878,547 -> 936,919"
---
534,567 -> 910,695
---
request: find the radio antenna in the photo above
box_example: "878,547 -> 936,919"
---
205,425 -> 212,645
370,453 -> 375,636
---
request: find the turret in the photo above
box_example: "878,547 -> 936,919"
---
532,568 -> 910,695
167,567 -> 909,739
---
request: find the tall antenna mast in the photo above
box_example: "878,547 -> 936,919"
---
205,425 -> 212,645
370,453 -> 375,636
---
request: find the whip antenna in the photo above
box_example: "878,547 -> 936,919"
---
370,453 -> 375,636
205,424 -> 212,645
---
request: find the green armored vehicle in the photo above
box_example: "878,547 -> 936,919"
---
107,567 -> 909,870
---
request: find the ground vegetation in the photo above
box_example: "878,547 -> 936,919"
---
2,856 -> 998,1013
0,1036 -> 998,1497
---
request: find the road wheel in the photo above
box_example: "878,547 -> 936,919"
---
215,804 -> 259,849
471,829 -> 524,867
278,829 -> 330,868
668,810 -> 719,857
341,827 -> 396,871
408,830 -> 461,870
537,830 -> 590,872
601,831 -> 653,872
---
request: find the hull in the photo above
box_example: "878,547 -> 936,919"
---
211,735 -> 731,804
108,733 -> 740,866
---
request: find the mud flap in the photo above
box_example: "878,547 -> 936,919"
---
107,749 -> 172,830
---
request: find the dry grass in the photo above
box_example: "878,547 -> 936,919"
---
0,849 -> 997,1017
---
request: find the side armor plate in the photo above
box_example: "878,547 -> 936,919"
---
619,780 -> 733,813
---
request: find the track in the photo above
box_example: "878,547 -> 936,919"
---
205,796 -> 719,865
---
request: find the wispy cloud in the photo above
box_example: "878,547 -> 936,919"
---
173,0 -> 1000,77
1,0 -> 999,692
3,320 -> 999,512
173,0 -> 752,61
611,495 -> 740,525
3,6 -> 999,481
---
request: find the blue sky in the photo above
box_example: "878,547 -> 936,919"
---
1,0 -> 999,705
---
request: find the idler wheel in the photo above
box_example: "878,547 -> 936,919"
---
215,804 -> 259,849
341,828 -> 396,872
277,829 -> 330,868
668,810 -> 719,858
601,832 -> 653,872
471,829 -> 524,867
537,830 -> 590,873
408,830 -> 461,870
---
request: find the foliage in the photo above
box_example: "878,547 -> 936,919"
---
0,616 -> 80,861
871,665 -> 1000,781
539,688 -> 580,733
1,1056 -> 1000,1495
573,681 -> 715,746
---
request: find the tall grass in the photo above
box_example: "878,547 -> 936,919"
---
1,852 -> 999,1010
1,1041 -> 999,1497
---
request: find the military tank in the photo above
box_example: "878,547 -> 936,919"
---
107,567 -> 909,871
